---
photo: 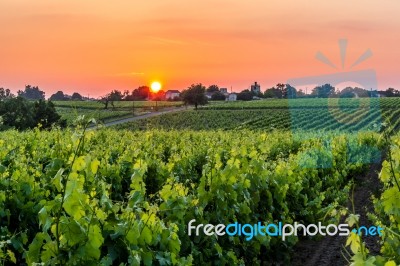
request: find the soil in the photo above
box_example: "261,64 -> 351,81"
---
290,162 -> 383,266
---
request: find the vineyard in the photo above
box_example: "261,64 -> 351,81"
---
205,98 -> 400,110
0,97 -> 400,265
116,107 -> 400,132
53,101 -> 183,125
1,124 -> 394,265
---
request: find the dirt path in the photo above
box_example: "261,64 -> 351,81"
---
290,162 -> 382,266
88,106 -> 191,129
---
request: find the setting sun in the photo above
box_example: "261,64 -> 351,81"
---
150,81 -> 162,93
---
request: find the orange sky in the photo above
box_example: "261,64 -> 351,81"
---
1,0 -> 400,97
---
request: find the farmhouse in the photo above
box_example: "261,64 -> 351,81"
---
226,93 -> 237,101
165,90 -> 180,100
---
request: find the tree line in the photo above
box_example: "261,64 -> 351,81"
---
0,86 -> 65,130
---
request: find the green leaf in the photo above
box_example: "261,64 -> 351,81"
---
139,226 -> 152,245
7,249 -> 16,264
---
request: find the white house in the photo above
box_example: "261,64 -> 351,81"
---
226,93 -> 237,101
165,90 -> 180,100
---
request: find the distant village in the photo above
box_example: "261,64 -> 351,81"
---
2,81 -> 399,104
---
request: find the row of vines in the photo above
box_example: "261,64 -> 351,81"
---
0,123 -> 381,265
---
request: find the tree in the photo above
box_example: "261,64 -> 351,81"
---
0,88 -> 14,100
0,97 -> 34,130
211,91 -> 226,101
17,85 -> 45,100
49,91 -> 68,101
33,100 -> 65,128
386,88 -> 400,97
206,85 -> 219,93
181,83 -> 208,109
264,87 -> 282,98
312,84 -> 336,98
237,90 -> 253,101
276,83 -> 286,98
0,97 -> 64,130
125,86 -> 150,101
99,90 -> 123,110
71,92 -> 83,100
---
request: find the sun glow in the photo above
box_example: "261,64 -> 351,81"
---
150,81 -> 162,93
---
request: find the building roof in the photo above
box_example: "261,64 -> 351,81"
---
166,90 -> 180,93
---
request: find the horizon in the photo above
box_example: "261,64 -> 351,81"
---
1,0 -> 400,97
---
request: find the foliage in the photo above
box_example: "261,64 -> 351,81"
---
181,84 -> 208,109
237,90 -> 253,101
346,126 -> 400,265
211,91 -> 226,101
17,85 -> 45,100
311,84 -> 336,98
71,92 -> 83,100
50,91 -> 68,101
0,97 -> 65,130
0,127 -> 380,264
0,88 -> 14,100
206,85 -> 219,93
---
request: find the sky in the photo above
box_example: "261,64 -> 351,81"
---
0,0 -> 400,97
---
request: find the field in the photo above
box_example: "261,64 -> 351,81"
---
0,98 -> 400,265
53,101 -> 183,125
117,98 -> 400,132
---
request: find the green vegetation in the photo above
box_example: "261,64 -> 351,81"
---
346,129 -> 400,265
0,125 -> 381,264
53,101 -> 184,125
1,97 -> 400,265
116,106 -> 400,132
204,97 -> 400,110
0,97 -> 65,130
53,100 -> 183,109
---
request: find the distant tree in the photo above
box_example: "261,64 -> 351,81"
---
0,88 -> 14,100
296,89 -> 306,97
33,100 -> 65,128
0,97 -> 64,130
0,97 -> 34,129
206,85 -> 219,93
312,84 -> 336,98
264,87 -> 281,98
152,90 -> 165,101
237,90 -> 253,101
211,91 -> 226,101
276,83 -> 286,98
123,90 -> 130,100
71,92 -> 83,100
285,84 -> 297,99
125,86 -> 150,101
386,87 -> 400,97
17,85 -> 45,100
49,91 -> 68,101
181,83 -> 208,109
99,95 -> 110,110
98,90 -> 123,110
339,87 -> 369,98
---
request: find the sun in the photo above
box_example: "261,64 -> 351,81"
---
150,81 -> 162,93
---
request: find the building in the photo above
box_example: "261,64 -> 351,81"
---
250,82 -> 261,94
226,93 -> 237,101
165,90 -> 180,100
220,88 -> 228,94
206,92 -> 214,99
